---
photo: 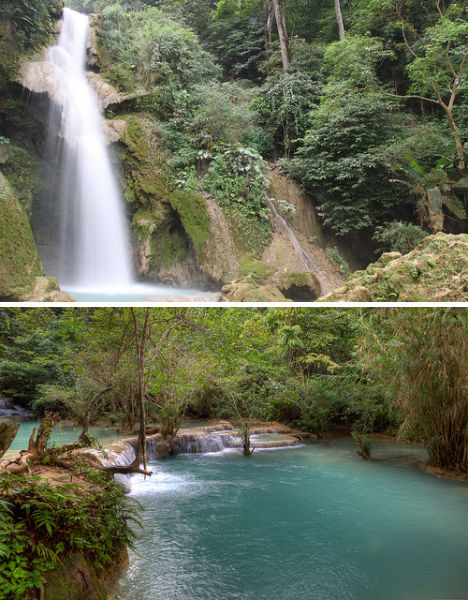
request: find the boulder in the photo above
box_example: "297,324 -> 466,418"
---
277,271 -> 321,301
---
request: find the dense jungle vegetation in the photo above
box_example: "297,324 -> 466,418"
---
1,0 -> 467,271
0,307 -> 467,473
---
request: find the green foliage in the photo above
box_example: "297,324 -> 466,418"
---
0,470 -> 139,600
100,5 -> 219,94
358,308 -> 468,471
0,0 -> 61,53
205,147 -> 268,216
0,331 -> 68,413
252,71 -> 320,156
202,12 -> 266,80
325,246 -> 350,275
285,98 -> 405,235
373,221 -> 428,254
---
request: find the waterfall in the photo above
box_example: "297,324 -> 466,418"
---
100,441 -> 137,493
47,8 -> 133,289
171,433 -> 241,455
0,397 -> 28,419
265,196 -> 323,282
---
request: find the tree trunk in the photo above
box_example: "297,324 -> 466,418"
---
242,422 -> 254,456
445,105 -> 466,170
266,1 -> 274,49
333,0 -> 345,41
272,0 -> 290,72
0,423 -> 19,459
131,308 -> 150,475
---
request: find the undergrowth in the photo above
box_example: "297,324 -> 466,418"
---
0,469 -> 140,600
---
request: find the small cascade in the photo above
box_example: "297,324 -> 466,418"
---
265,196 -> 323,281
172,433 -> 241,455
45,8 -> 133,289
100,441 -> 137,492
0,397 -> 28,419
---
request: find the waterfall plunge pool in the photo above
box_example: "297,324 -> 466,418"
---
115,440 -> 468,600
63,283 -> 220,303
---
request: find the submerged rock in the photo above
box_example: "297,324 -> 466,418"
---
320,233 -> 468,302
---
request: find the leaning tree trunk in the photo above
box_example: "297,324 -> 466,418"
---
0,423 -> 20,459
333,0 -> 345,41
272,0 -> 290,72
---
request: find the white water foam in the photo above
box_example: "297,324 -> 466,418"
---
48,8 -> 133,288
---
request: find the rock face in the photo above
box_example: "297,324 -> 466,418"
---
43,546 -> 128,600
23,276 -> 75,302
0,171 -> 43,299
320,233 -> 468,302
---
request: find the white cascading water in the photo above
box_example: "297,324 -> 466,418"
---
48,8 -> 133,290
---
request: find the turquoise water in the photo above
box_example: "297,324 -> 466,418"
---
116,440 -> 468,600
2,420 -> 128,455
63,283 -> 219,303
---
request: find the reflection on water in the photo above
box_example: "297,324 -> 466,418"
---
2,420 -> 129,457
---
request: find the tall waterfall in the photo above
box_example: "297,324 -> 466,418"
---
48,8 -> 133,288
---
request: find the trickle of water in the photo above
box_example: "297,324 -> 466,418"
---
48,8 -> 133,288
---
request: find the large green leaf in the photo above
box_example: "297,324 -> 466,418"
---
442,195 -> 467,220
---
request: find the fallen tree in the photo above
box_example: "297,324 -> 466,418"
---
0,412 -> 152,477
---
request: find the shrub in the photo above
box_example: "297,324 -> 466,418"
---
204,147 -> 268,218
373,221 -> 429,255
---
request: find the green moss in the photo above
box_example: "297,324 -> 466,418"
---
243,286 -> 288,302
279,272 -> 310,288
224,209 -> 271,257
0,170 -> 42,299
1,144 -> 40,214
168,190 -> 210,262
277,271 -> 321,301
44,553 -> 108,600
239,255 -> 273,285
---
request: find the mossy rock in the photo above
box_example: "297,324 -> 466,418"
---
0,170 -> 43,299
222,281 -> 288,302
278,271 -> 321,301
44,553 -> 108,600
119,115 -> 211,282
238,255 -> 273,285
168,189 -> 210,263
320,233 -> 468,302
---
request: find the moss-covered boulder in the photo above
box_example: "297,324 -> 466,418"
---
221,256 -> 290,301
319,233 -> 468,302
0,171 -> 43,299
277,271 -> 321,301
